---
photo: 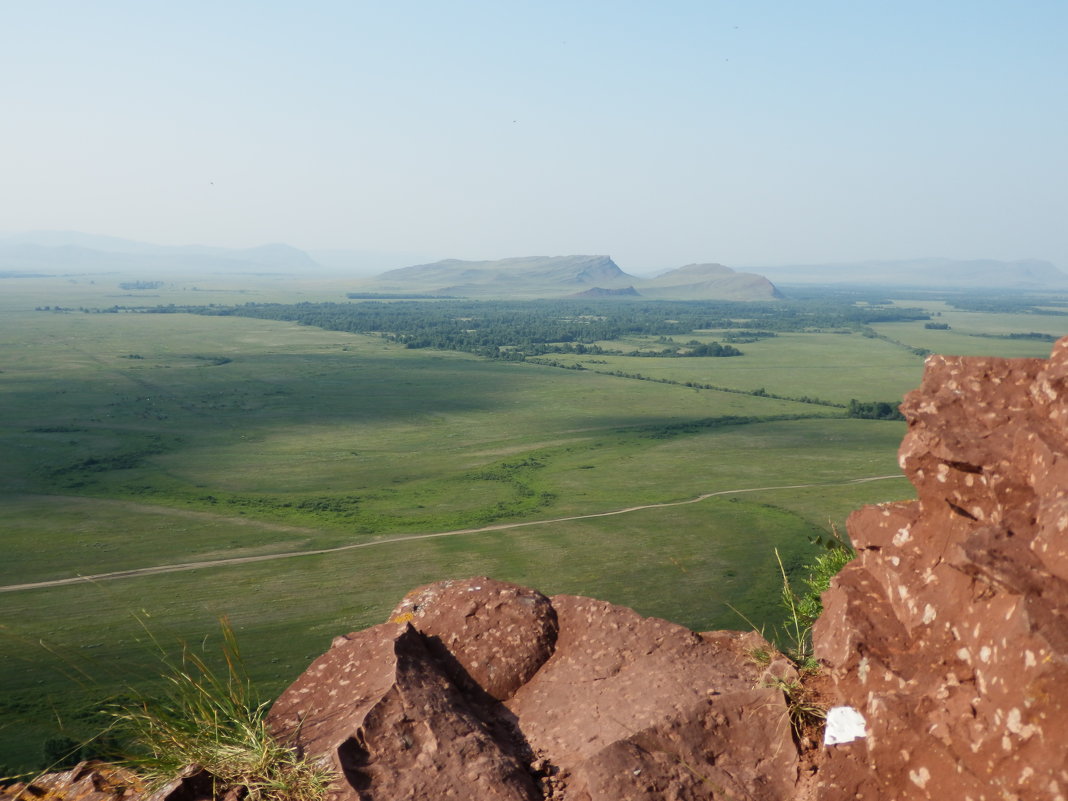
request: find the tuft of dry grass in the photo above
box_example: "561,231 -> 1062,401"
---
111,619 -> 332,801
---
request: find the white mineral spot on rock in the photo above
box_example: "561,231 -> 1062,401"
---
824,706 -> 868,745
923,604 -> 937,624
1007,708 -> 1023,733
908,766 -> 931,788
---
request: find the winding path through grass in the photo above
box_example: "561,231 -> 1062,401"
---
0,474 -> 908,594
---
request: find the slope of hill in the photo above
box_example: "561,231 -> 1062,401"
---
366,255 -> 633,298
569,286 -> 640,298
638,263 -> 782,300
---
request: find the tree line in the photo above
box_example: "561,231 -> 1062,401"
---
108,298 -> 932,362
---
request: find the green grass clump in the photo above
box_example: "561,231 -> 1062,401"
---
764,674 -> 827,742
776,528 -> 855,669
112,621 -> 332,801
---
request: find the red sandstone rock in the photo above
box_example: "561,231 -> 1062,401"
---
268,620 -> 538,801
508,596 -> 798,801
812,340 -> 1068,800
387,577 -> 558,701
269,580 -> 798,801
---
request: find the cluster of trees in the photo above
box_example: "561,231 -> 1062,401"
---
846,400 -> 905,420
624,340 -> 741,357
970,331 -> 1059,342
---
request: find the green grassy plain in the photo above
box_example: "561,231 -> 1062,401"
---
577,331 -> 926,404
871,313 -> 1067,357
1,272 -> 1064,773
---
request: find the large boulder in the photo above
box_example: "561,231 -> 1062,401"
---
812,339 -> 1068,799
267,620 -> 539,801
387,577 -> 559,701
268,577 -> 798,801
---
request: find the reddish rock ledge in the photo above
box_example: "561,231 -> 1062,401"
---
811,338 -> 1068,800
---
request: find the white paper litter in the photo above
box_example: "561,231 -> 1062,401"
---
823,706 -> 868,745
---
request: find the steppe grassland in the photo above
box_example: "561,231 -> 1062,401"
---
1,272 -> 1064,772
1,307 -> 892,585
870,311 -> 1068,356
577,331 -> 925,403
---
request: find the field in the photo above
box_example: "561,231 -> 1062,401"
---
1,272 -> 1065,773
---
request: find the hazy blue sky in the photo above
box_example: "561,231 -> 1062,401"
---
3,1 -> 1065,272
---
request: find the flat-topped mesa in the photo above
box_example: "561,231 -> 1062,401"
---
812,337 -> 1068,800
267,577 -> 799,801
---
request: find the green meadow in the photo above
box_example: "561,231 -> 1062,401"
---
575,331 -> 925,403
1,273 -> 1065,772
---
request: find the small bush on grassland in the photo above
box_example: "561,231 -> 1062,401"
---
112,620 -> 332,801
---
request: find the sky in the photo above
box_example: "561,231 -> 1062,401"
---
3,1 -> 1066,273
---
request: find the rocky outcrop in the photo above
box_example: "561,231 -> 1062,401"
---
268,577 -> 799,801
812,339 -> 1068,799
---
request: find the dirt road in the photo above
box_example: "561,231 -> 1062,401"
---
0,475 -> 906,594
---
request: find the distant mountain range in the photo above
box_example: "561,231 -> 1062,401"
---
2,232 -> 1062,295
751,258 -> 1068,290
362,256 -> 782,300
